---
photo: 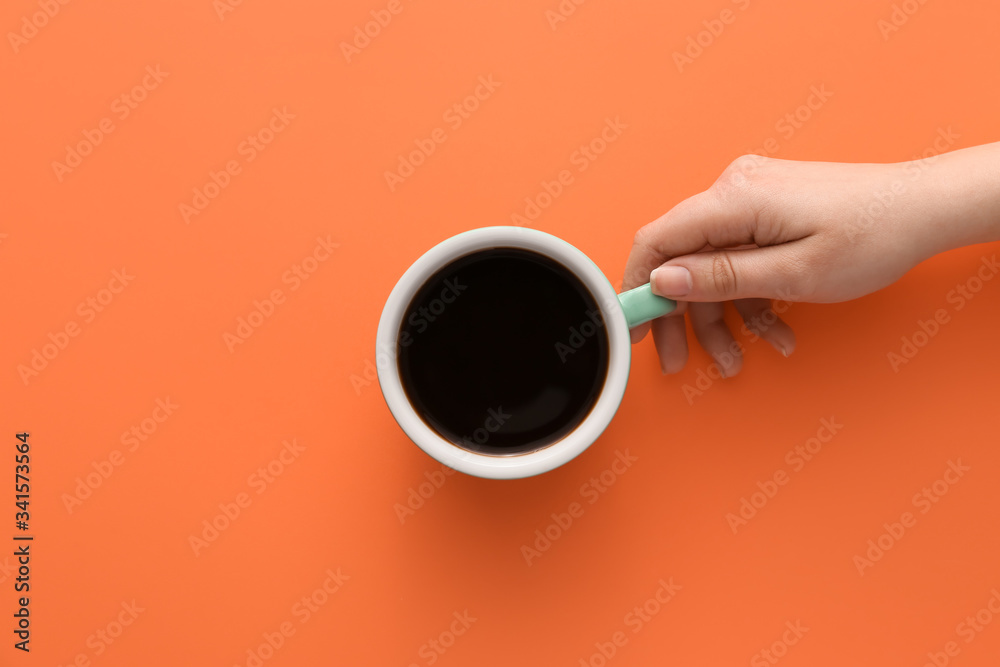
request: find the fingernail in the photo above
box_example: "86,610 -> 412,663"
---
650,266 -> 692,298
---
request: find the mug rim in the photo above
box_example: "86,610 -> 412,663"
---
375,226 -> 631,479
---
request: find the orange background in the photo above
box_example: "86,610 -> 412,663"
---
3,0 -> 1000,665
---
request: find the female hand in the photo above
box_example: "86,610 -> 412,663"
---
622,143 -> 1000,376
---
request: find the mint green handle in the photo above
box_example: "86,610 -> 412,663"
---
617,283 -> 676,328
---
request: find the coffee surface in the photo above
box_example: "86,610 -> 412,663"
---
397,247 -> 610,455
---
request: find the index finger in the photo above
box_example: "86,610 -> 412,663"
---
622,188 -> 758,292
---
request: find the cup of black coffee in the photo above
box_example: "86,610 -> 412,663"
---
376,226 -> 675,479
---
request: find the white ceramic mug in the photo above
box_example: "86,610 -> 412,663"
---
376,226 -> 675,479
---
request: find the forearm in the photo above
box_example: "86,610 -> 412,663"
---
917,141 -> 1000,257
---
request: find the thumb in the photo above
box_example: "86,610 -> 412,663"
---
649,246 -> 801,302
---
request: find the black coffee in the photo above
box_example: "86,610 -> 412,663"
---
396,247 -> 609,455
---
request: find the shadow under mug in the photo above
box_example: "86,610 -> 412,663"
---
375,226 -> 676,479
